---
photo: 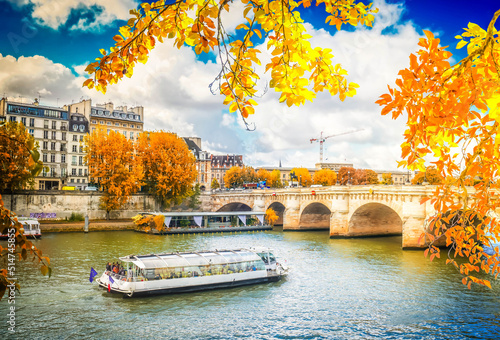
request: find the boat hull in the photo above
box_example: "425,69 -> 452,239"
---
97,274 -> 281,298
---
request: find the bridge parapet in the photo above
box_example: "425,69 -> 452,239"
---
209,185 -> 440,248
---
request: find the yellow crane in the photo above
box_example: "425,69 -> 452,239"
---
310,129 -> 364,163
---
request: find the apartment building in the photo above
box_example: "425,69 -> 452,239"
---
0,98 -> 69,190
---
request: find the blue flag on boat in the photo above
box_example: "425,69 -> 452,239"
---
89,267 -> 98,283
109,275 -> 115,284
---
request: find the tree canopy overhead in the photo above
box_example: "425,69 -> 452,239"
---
84,0 -> 377,127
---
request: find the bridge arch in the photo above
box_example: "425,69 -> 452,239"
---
348,203 -> 402,237
267,202 -> 286,226
217,202 -> 252,212
299,202 -> 331,230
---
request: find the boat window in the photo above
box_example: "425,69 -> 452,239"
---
269,254 -> 276,263
137,256 -> 168,268
182,254 -> 210,266
217,251 -> 242,264
202,253 -> 228,265
234,251 -> 261,262
159,255 -> 190,268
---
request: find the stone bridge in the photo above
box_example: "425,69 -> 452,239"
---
207,186 -> 437,249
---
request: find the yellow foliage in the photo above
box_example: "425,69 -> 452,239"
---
83,0 -> 377,126
85,127 -> 144,218
136,131 -> 196,207
265,208 -> 279,226
377,10 -> 500,288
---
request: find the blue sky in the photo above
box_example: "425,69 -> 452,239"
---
0,0 -> 498,170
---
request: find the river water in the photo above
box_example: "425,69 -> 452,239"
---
1,229 -> 499,339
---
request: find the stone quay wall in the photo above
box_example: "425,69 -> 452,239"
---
2,191 -> 159,220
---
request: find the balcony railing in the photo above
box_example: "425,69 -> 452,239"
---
61,126 -> 67,131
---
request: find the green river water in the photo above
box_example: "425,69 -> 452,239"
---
1,229 -> 499,339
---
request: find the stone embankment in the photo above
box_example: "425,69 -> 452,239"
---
40,219 -> 135,233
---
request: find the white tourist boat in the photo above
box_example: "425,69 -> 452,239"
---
0,217 -> 41,239
96,247 -> 287,297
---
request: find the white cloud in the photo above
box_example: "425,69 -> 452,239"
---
0,0 -> 423,171
8,0 -> 136,31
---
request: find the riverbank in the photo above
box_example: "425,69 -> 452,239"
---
39,219 -> 135,233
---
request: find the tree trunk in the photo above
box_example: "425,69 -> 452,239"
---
106,210 -> 110,220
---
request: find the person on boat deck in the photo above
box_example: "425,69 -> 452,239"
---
106,262 -> 111,272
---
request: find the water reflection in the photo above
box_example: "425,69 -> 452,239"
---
1,230 -> 499,339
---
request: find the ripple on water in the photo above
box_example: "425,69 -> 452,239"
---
1,231 -> 499,339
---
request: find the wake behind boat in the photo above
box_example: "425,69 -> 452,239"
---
95,247 -> 288,297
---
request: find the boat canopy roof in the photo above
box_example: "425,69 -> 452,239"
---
119,249 -> 263,269
138,211 -> 265,217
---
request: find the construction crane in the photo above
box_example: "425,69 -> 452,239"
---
310,129 -> 364,163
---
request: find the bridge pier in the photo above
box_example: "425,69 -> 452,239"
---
402,216 -> 427,249
329,211 -> 349,236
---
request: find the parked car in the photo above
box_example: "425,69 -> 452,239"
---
84,186 -> 98,191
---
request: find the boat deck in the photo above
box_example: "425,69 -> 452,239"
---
136,225 -> 273,235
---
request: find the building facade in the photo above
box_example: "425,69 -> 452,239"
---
66,99 -> 144,140
211,155 -> 244,188
0,98 -> 69,190
1,97 -> 145,191
183,137 -> 211,190
67,112 -> 90,189
315,162 -> 354,171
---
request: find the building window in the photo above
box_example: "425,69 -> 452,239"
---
123,124 -> 127,127
131,124 -> 134,128
52,121 -> 57,129
82,179 -> 86,183
21,117 -> 26,126
130,132 -> 133,138
61,123 -> 67,131
44,120 -> 48,128
77,179 -> 80,183
9,116 -> 16,122
28,129 -> 34,136
70,179 -> 74,183
51,142 -> 56,150
100,120 -> 104,124
43,141 -> 48,150
91,120 -> 96,124
61,167 -> 66,177
29,118 -> 34,127
107,122 -> 111,125
72,135 -> 78,141
79,156 -> 83,165
50,154 -> 55,162
62,132 -> 66,140
61,154 -> 66,163
51,131 -> 56,139
72,156 -> 77,166
43,153 -> 47,162
61,143 -> 66,152
80,135 -> 84,142
84,169 -> 88,176
79,168 -> 83,176
79,146 -> 83,153
115,122 -> 119,126
72,168 -> 76,175
72,145 -> 77,152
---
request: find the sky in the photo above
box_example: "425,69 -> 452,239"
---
0,0 -> 498,171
